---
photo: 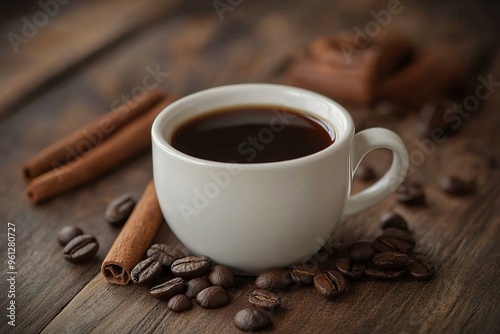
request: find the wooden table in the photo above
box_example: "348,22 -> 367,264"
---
1,1 -> 499,333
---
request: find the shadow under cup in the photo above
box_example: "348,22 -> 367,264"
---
152,84 -> 355,274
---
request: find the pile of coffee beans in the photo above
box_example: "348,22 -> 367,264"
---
130,245 -> 235,312
57,226 -> 99,263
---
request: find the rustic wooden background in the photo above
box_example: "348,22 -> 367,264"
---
0,0 -> 499,333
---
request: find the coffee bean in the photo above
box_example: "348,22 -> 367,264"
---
439,176 -> 474,196
234,308 -> 271,332
313,270 -> 347,300
57,226 -> 84,246
364,266 -> 405,280
171,256 -> 211,279
248,289 -> 281,310
380,212 -> 408,231
373,236 -> 414,254
105,193 -> 136,226
147,244 -> 184,267
373,252 -> 408,270
196,286 -> 230,309
289,263 -> 317,285
418,99 -> 457,138
348,241 -> 376,261
208,265 -> 234,289
63,234 -> 99,263
396,181 -> 425,206
335,258 -> 365,280
255,268 -> 292,290
381,228 -> 415,244
407,255 -> 436,280
167,294 -> 192,313
131,258 -> 162,286
354,165 -> 377,182
185,277 -> 211,299
150,277 -> 184,301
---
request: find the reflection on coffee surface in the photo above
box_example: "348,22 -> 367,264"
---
171,105 -> 335,163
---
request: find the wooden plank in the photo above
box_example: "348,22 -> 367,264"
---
0,0 -> 183,119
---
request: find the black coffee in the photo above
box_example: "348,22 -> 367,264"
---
171,105 -> 335,163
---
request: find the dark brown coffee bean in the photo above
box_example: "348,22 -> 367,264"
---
131,258 -> 162,286
171,256 -> 211,279
105,193 -> 136,226
313,270 -> 347,300
185,277 -> 211,299
63,234 -> 99,263
289,263 -> 317,285
418,99 -> 457,138
57,226 -> 83,246
373,252 -> 408,270
396,181 -> 425,206
249,289 -> 281,310
354,165 -> 377,182
439,176 -> 475,196
348,241 -> 376,261
407,255 -> 436,280
335,258 -> 365,280
150,277 -> 184,301
381,228 -> 415,244
196,286 -> 230,309
373,236 -> 414,253
364,266 -> 405,280
234,308 -> 271,332
147,244 -> 184,267
167,294 -> 192,313
380,212 -> 408,231
208,265 -> 234,289
255,268 -> 292,291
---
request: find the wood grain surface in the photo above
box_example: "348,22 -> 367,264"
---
0,0 -> 499,333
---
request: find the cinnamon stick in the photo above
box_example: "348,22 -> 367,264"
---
26,96 -> 177,203
102,180 -> 163,285
23,89 -> 166,180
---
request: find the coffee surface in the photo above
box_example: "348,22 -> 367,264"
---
171,105 -> 335,163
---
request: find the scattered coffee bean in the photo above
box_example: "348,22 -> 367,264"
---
417,99 -> 457,138
62,234 -> 99,263
335,258 -> 365,280
147,244 -> 184,267
373,236 -> 414,253
57,226 -> 84,246
185,277 -> 212,299
167,294 -> 192,313
381,228 -> 415,244
364,266 -> 405,280
407,255 -> 436,280
248,289 -> 281,310
150,277 -> 184,301
171,256 -> 211,279
289,263 -> 317,285
380,212 -> 408,231
313,270 -> 347,300
396,181 -> 425,206
196,286 -> 230,309
208,265 -> 234,289
234,308 -> 271,332
105,193 -> 136,226
354,165 -> 377,182
439,176 -> 474,196
131,258 -> 162,286
255,268 -> 292,290
373,252 -> 408,270
348,241 -> 376,261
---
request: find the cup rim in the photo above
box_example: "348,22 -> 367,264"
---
152,83 -> 354,168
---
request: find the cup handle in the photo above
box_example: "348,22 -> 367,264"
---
342,128 -> 409,218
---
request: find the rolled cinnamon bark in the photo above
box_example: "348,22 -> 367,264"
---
25,96 -> 177,204
102,180 -> 163,285
23,89 -> 166,180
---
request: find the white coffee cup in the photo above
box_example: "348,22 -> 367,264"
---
152,84 -> 408,274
